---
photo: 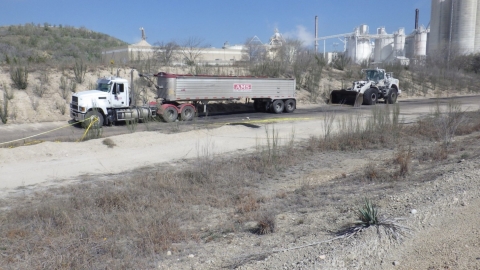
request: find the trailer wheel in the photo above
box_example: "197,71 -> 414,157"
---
271,100 -> 284,114
162,107 -> 178,122
386,88 -> 398,104
180,106 -> 195,121
284,99 -> 296,113
363,88 -> 378,105
82,110 -> 103,129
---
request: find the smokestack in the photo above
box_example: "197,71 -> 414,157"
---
415,9 -> 419,30
315,16 -> 318,53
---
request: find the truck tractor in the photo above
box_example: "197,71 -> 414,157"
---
70,75 -> 157,128
329,68 -> 401,107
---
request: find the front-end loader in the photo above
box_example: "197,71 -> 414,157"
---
329,68 -> 401,107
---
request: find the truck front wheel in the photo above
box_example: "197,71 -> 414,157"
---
82,110 -> 104,129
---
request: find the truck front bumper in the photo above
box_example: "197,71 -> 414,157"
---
70,109 -> 86,122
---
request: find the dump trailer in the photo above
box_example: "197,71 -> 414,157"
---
330,68 -> 401,107
153,72 -> 297,122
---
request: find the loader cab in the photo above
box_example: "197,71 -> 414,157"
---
365,69 -> 385,82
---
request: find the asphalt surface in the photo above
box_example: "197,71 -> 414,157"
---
1,95 -> 479,146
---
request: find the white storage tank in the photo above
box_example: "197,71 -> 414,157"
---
415,29 -> 428,56
452,0 -> 476,53
428,0 -> 453,54
475,0 -> 480,52
346,35 -> 372,64
374,27 -> 393,62
405,35 -> 415,58
356,38 -> 372,63
394,28 -> 406,54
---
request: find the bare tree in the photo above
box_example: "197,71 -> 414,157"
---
276,38 -> 304,66
242,36 -> 267,62
180,37 -> 209,66
154,41 -> 180,66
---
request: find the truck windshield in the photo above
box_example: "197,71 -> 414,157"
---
97,83 -> 111,92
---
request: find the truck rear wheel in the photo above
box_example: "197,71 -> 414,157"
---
162,107 -> 178,122
180,106 -> 195,121
271,100 -> 284,114
284,99 -> 295,113
363,88 -> 378,105
82,110 -> 103,129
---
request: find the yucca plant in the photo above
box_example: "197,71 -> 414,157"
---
357,198 -> 378,226
338,198 -> 411,241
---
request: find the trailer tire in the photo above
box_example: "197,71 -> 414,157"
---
284,99 -> 296,113
82,110 -> 104,129
386,88 -> 398,104
363,88 -> 378,105
180,106 -> 195,121
271,100 -> 284,114
162,107 -> 178,122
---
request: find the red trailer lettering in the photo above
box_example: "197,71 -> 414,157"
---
233,83 -> 252,92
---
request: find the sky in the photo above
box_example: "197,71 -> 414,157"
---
2,0 -> 431,52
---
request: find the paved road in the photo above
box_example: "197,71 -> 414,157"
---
1,95 -> 479,146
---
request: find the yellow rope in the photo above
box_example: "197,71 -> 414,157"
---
0,120 -> 83,146
77,116 -> 99,142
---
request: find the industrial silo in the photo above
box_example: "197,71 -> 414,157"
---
428,0 -> 453,54
415,27 -> 428,56
374,27 -> 394,63
475,1 -> 480,52
394,28 -> 406,56
346,25 -> 372,64
451,0 -> 476,53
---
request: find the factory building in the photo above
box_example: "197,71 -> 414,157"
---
102,28 -> 244,66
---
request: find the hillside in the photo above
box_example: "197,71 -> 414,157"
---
0,23 -> 127,65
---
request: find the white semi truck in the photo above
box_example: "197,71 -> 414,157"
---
70,72 -> 296,126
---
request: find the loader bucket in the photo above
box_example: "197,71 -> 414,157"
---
329,90 -> 363,107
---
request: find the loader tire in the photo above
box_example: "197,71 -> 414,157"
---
284,99 -> 296,113
271,100 -> 284,114
386,88 -> 398,104
363,88 -> 378,105
162,107 -> 178,122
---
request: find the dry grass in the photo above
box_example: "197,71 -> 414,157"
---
1,104 -> 479,268
102,138 -> 116,148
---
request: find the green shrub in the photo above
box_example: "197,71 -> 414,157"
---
73,59 -> 87,84
10,66 -> 28,90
